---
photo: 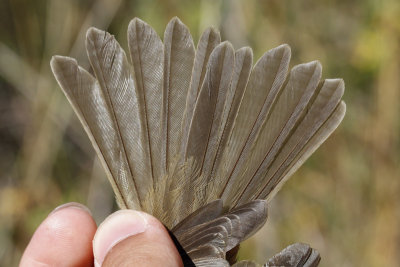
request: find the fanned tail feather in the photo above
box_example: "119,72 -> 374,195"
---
183,42 -> 235,212
51,17 -> 346,266
162,17 -> 195,175
215,44 -> 291,204
86,28 -> 151,209
50,56 -> 139,209
226,61 -> 322,207
180,27 -> 221,156
128,18 -> 164,195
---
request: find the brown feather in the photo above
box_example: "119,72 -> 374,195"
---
51,17 -> 346,266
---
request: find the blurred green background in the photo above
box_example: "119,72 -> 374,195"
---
0,0 -> 399,266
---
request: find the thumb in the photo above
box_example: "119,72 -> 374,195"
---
93,210 -> 183,267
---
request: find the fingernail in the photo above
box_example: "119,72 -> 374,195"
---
49,202 -> 92,217
93,210 -> 148,266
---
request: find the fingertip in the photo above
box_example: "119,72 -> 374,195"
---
20,203 -> 96,267
93,210 -> 149,266
94,210 -> 183,267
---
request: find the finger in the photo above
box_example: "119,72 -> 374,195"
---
20,202 -> 97,267
93,210 -> 183,267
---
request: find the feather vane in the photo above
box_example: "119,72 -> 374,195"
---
51,17 -> 346,266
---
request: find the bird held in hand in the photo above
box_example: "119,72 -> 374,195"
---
51,17 -> 345,266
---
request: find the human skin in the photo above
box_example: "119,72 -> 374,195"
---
20,202 -> 183,267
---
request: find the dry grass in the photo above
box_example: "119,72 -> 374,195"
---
0,0 -> 399,266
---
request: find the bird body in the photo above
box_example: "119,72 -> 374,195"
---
51,17 -> 345,266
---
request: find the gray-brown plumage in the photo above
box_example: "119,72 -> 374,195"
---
50,17 -> 345,266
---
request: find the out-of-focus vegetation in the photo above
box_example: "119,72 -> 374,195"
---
0,0 -> 399,266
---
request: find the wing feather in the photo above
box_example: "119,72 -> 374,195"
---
193,258 -> 230,267
232,261 -> 260,267
188,245 -> 225,260
172,199 -> 223,235
266,243 -> 320,267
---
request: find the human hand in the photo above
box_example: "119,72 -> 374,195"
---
20,202 -> 183,267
